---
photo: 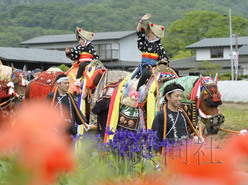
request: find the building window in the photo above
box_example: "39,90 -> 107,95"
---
93,44 -> 113,60
210,48 -> 223,58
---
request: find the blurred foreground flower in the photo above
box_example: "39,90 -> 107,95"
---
168,137 -> 247,185
0,102 -> 75,185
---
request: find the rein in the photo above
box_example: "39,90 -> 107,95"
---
0,97 -> 15,108
67,92 -> 96,130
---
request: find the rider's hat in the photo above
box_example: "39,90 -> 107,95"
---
146,22 -> 165,38
75,27 -> 94,41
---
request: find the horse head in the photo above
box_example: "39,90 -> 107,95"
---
8,66 -> 28,103
192,74 -> 224,134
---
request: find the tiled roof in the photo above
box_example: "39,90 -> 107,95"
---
239,45 -> 248,55
0,47 -> 71,64
171,56 -> 234,69
186,37 -> 248,49
20,30 -> 136,45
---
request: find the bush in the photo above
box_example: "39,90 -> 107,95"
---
59,64 -> 70,72
219,73 -> 231,80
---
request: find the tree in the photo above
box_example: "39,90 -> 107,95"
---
189,60 -> 221,77
162,10 -> 248,59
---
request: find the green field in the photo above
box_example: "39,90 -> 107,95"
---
215,105 -> 248,139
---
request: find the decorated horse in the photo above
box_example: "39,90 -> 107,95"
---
24,67 -> 63,101
0,63 -> 28,122
67,59 -> 130,138
157,74 -> 225,135
102,66 -> 231,143
103,63 -> 180,142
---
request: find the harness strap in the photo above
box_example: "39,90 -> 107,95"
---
67,92 -> 95,130
51,87 -> 58,109
0,100 -> 8,107
161,104 -> 167,164
178,107 -> 200,138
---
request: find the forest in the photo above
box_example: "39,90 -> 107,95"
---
0,0 -> 248,59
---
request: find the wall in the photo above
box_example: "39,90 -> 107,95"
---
196,47 -> 231,61
119,34 -> 141,62
218,81 -> 248,102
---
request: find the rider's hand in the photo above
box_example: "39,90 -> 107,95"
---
239,129 -> 248,136
65,47 -> 71,58
142,13 -> 152,21
193,136 -> 205,143
161,59 -> 168,66
65,47 -> 70,53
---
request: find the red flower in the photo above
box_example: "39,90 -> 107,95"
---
92,33 -> 94,36
168,140 -> 245,185
0,102 -> 75,184
161,27 -> 164,30
79,28 -> 82,32
151,24 -> 153,27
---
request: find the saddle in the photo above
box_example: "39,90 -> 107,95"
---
30,71 -> 63,99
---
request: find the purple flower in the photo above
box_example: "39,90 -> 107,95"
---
106,126 -> 114,136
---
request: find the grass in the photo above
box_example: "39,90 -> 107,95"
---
215,107 -> 248,140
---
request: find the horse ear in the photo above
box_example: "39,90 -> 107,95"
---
23,64 -> 26,73
11,63 -> 15,71
200,74 -> 206,86
213,73 -> 218,84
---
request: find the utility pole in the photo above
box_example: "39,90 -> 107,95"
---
235,33 -> 238,81
229,9 -> 234,81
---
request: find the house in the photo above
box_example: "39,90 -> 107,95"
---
19,30 -> 141,71
0,47 -> 72,70
178,37 -> 248,76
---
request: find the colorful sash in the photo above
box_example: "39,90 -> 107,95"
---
79,52 -> 93,62
142,52 -> 159,60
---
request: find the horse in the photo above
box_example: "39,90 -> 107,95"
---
158,73 -> 224,135
103,70 -> 225,142
67,60 -> 130,138
0,64 -> 27,122
25,68 -> 63,101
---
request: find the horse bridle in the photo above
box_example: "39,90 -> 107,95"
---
198,83 -> 224,134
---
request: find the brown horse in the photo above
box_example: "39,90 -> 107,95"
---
160,74 -> 224,135
0,65 -> 27,122
195,75 -> 224,134
103,73 -> 225,143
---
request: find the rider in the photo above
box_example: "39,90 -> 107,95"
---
65,27 -> 99,91
136,13 -> 169,93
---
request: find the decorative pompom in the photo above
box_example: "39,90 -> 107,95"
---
162,27 -> 164,30
79,29 -> 82,32
141,27 -> 145,32
151,24 -> 153,27
92,33 -> 94,36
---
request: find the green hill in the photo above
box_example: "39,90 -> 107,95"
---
0,0 -> 248,57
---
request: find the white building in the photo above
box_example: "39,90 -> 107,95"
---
184,37 -> 248,75
20,30 -> 141,70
